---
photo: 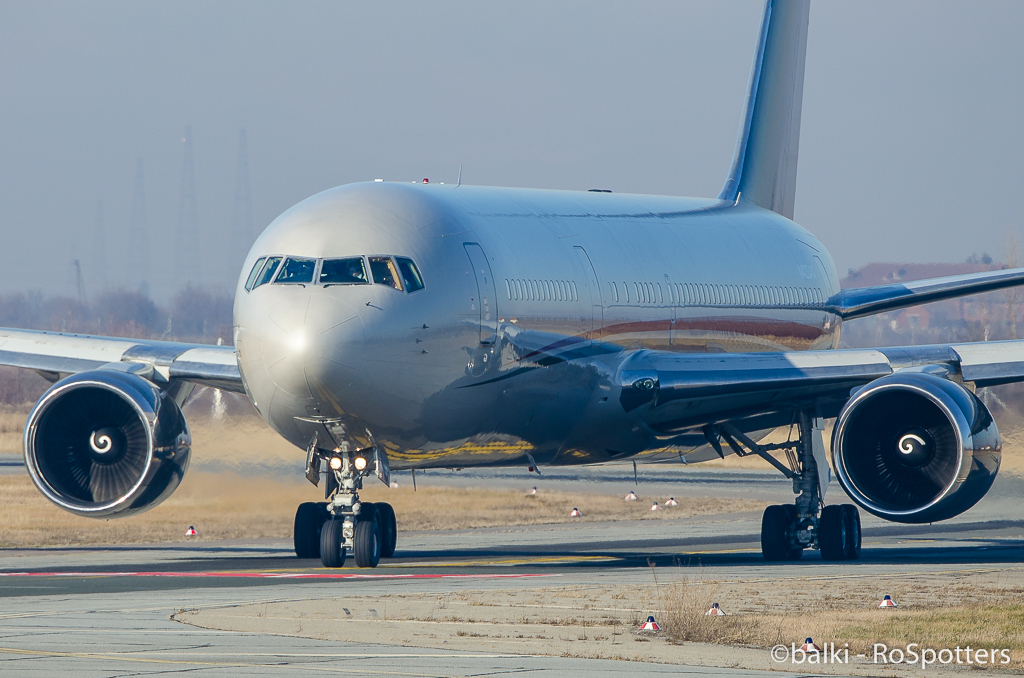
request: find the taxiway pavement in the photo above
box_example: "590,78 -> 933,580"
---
1,468 -> 1022,676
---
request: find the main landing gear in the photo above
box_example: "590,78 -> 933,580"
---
704,412 -> 861,562
292,444 -> 398,568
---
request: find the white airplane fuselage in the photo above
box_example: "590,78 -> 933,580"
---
233,181 -> 841,469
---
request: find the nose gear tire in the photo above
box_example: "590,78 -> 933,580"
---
377,502 -> 397,558
294,502 -> 329,559
353,510 -> 382,568
320,519 -> 346,568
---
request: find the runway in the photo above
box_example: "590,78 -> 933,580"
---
1,468 -> 1022,676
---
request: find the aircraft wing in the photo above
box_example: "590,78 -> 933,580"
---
0,326 -> 243,393
617,340 -> 1024,436
827,266 -> 1024,320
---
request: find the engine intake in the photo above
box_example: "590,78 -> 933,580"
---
832,372 -> 1000,524
24,370 -> 191,518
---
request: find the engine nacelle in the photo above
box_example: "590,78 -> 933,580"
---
832,372 -> 1000,524
23,370 -> 191,519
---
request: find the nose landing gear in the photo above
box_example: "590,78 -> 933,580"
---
705,412 -> 861,562
292,443 -> 396,568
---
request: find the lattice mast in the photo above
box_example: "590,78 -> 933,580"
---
129,158 -> 150,294
174,125 -> 201,281
92,201 -> 107,290
229,128 -> 254,287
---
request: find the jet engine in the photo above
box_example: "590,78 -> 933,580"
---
832,372 -> 1000,524
23,370 -> 191,519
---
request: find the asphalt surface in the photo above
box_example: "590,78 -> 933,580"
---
1,465 -> 1023,676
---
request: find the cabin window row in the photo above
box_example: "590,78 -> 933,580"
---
245,255 -> 424,293
607,281 -> 823,307
504,278 -> 579,303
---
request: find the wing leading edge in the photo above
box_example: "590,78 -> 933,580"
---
618,340 -> 1024,435
0,327 -> 243,393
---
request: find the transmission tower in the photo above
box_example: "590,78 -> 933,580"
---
229,128 -> 254,286
129,158 -> 150,295
92,201 -> 107,291
73,259 -> 86,305
174,125 -> 201,282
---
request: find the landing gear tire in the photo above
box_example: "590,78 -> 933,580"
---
353,508 -> 382,568
818,505 -> 847,561
841,504 -> 862,560
818,504 -> 862,561
294,502 -> 329,559
320,519 -> 346,568
761,504 -> 802,562
377,502 -> 397,558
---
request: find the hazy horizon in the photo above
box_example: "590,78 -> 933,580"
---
2,1 -> 1022,302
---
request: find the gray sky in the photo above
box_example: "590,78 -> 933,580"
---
1,1 -> 1022,301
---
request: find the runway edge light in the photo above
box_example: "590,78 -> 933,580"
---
705,603 -> 726,616
625,491 -> 637,501
878,595 -> 898,608
569,507 -> 582,517
800,638 -> 822,652
640,615 -> 661,631
185,526 -> 197,537
665,497 -> 678,507
650,502 -> 661,511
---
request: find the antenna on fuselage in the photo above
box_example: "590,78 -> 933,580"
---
456,163 -> 463,187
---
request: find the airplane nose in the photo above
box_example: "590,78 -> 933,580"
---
260,292 -> 364,405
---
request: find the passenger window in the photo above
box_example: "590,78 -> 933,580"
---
245,256 -> 267,291
275,257 -> 316,284
570,281 -> 578,301
253,256 -> 282,289
369,256 -> 402,290
320,257 -> 368,285
395,257 -> 425,292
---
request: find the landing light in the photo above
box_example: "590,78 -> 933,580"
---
289,332 -> 307,353
354,457 -> 367,471
329,456 -> 343,471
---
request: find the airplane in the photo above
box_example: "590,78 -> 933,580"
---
3,0 -> 1024,568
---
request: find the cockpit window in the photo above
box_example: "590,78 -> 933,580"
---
320,257 -> 368,285
245,256 -> 267,291
369,256 -> 402,290
274,257 -> 316,284
395,257 -> 425,292
253,256 -> 282,289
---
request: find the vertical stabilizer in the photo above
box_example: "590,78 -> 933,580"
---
718,0 -> 810,219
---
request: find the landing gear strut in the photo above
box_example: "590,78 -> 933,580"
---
705,412 -> 861,562
292,442 -> 397,568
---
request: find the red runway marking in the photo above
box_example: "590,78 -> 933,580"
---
0,571 -> 553,580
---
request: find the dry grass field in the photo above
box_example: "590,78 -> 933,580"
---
658,569 -> 1024,666
0,471 -> 764,549
180,567 -> 1024,671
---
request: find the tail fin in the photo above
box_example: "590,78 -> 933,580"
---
718,0 -> 810,220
